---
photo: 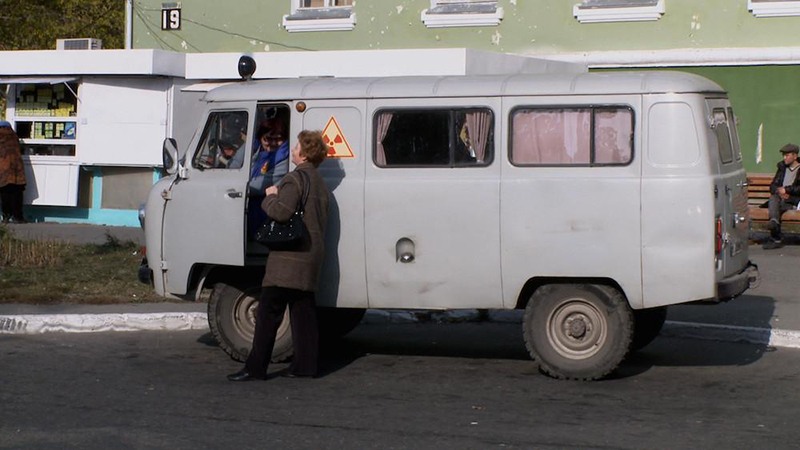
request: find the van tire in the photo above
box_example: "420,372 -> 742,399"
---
207,283 -> 293,363
631,306 -> 667,352
523,284 -> 633,380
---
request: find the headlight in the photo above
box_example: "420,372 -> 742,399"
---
138,203 -> 146,230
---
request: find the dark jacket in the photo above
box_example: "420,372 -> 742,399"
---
261,162 -> 330,292
0,127 -> 26,188
770,161 -> 800,204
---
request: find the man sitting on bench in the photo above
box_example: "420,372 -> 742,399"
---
765,143 -> 800,249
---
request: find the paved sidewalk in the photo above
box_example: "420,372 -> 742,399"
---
2,223 -> 800,350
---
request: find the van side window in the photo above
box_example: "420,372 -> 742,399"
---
712,109 -> 734,164
510,106 -> 633,166
192,111 -> 249,170
375,108 -> 494,167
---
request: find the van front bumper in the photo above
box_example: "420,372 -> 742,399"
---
717,261 -> 759,301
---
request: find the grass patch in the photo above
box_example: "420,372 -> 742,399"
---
0,227 -> 164,304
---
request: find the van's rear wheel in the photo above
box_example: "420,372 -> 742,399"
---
207,283 -> 293,363
631,306 -> 667,352
523,284 -> 633,380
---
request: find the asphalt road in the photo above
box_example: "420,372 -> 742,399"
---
2,322 -> 799,449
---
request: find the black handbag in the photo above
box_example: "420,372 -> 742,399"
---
254,171 -> 309,251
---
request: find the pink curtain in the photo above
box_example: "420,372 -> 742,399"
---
594,109 -> 632,164
375,112 -> 393,166
465,111 -> 492,163
512,110 -> 591,164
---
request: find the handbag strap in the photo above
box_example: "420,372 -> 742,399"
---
294,169 -> 311,214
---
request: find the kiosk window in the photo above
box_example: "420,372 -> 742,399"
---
375,108 -> 494,168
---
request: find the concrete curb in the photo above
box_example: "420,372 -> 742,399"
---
0,312 -> 208,334
2,310 -> 800,350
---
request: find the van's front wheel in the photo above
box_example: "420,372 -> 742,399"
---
523,284 -> 633,380
207,283 -> 293,363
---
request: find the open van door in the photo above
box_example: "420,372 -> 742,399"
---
160,107 -> 252,295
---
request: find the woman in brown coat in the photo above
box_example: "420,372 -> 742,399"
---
228,130 -> 330,381
0,121 -> 27,223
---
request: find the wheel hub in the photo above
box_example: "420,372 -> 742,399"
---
566,315 -> 589,339
547,299 -> 607,360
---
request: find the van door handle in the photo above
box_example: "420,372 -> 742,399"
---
226,189 -> 243,198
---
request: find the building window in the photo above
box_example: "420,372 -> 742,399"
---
421,1 -> 503,28
573,0 -> 665,23
510,106 -> 633,166
375,108 -> 494,167
283,0 -> 356,32
748,0 -> 800,17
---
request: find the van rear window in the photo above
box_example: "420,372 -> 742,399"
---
712,109 -> 734,164
374,108 -> 494,168
510,106 -> 633,166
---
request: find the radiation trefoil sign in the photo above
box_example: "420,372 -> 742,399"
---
321,116 -> 355,158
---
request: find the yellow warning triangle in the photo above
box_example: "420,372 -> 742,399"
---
321,116 -> 355,158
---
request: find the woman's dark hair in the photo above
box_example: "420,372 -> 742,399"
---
298,130 -> 327,167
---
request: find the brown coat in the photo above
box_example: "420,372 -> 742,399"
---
0,127 -> 25,188
261,162 -> 330,292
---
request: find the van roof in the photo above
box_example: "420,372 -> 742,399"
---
202,70 -> 725,102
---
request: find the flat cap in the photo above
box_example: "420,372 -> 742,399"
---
780,143 -> 799,154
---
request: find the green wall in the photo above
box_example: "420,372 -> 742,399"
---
680,66 -> 800,173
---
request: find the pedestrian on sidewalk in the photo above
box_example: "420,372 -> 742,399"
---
764,143 -> 800,249
0,121 -> 27,224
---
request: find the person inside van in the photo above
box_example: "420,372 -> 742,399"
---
247,118 -> 290,238
764,143 -> 800,249
250,118 -> 290,194
216,138 -> 244,169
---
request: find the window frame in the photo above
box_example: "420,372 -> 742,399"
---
573,0 -> 665,24
191,110 -> 249,171
283,0 -> 356,32
508,104 -> 635,168
373,106 -> 496,169
421,0 -> 504,28
747,0 -> 800,18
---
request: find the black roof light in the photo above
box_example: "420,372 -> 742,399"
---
238,55 -> 256,81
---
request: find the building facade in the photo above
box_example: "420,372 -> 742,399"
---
130,0 -> 800,172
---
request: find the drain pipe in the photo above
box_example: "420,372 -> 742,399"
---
125,0 -> 133,49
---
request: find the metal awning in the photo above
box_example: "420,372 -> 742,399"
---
181,82 -> 233,92
0,76 -> 78,85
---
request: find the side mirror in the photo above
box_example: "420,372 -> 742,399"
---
162,138 -> 179,175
